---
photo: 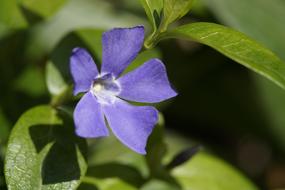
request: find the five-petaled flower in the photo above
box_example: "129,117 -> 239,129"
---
70,26 -> 177,154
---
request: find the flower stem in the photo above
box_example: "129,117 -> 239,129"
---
50,85 -> 73,108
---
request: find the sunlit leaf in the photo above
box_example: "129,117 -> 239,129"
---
19,0 -> 67,18
26,0 -> 146,61
46,61 -> 67,96
202,0 -> 285,61
141,180 -> 179,190
172,152 -> 258,190
165,22 -> 285,90
79,178 -> 137,190
5,106 -> 87,190
0,0 -> 27,29
161,0 -> 194,30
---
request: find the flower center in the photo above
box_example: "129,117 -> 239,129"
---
92,83 -> 103,93
91,73 -> 120,104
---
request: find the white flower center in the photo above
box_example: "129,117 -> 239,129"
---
92,83 -> 103,93
90,74 -> 120,104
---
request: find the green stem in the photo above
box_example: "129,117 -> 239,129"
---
81,176 -> 98,186
50,85 -> 73,108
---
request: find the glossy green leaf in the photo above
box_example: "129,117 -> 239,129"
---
165,22 -> 285,90
46,61 -> 67,96
161,0 -> 194,31
202,0 -> 285,61
171,152 -> 258,190
5,105 -> 87,190
140,0 -> 163,30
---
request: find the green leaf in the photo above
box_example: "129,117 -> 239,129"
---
5,105 -> 87,190
80,177 -> 137,190
0,107 -> 10,143
202,0 -> 285,61
165,22 -> 285,90
14,65 -> 47,97
141,180 -> 179,190
46,61 -> 67,96
143,0 -> 194,48
140,0 -> 163,30
0,0 -> 27,29
76,29 -> 105,62
171,152 -> 258,190
254,74 -> 285,150
202,0 -> 285,151
124,48 -> 162,74
26,0 -> 146,62
161,0 -> 194,31
145,113 -> 167,178
19,0 -> 67,18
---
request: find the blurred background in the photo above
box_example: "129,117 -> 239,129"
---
0,0 -> 285,189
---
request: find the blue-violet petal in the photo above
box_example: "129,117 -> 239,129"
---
102,98 -> 158,154
101,26 -> 144,78
74,92 -> 109,138
118,58 -> 177,103
70,48 -> 99,95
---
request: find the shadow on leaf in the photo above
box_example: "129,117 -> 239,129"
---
29,119 -> 87,184
87,162 -> 145,188
19,5 -> 43,25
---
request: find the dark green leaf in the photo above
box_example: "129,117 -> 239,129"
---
166,145 -> 201,170
140,0 -> 163,30
0,107 -> 10,143
124,48 -> 162,74
146,113 -> 167,177
254,74 -> 285,150
165,22 -> 285,90
5,105 -> 87,190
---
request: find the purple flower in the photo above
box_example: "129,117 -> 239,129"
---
70,26 -> 177,154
